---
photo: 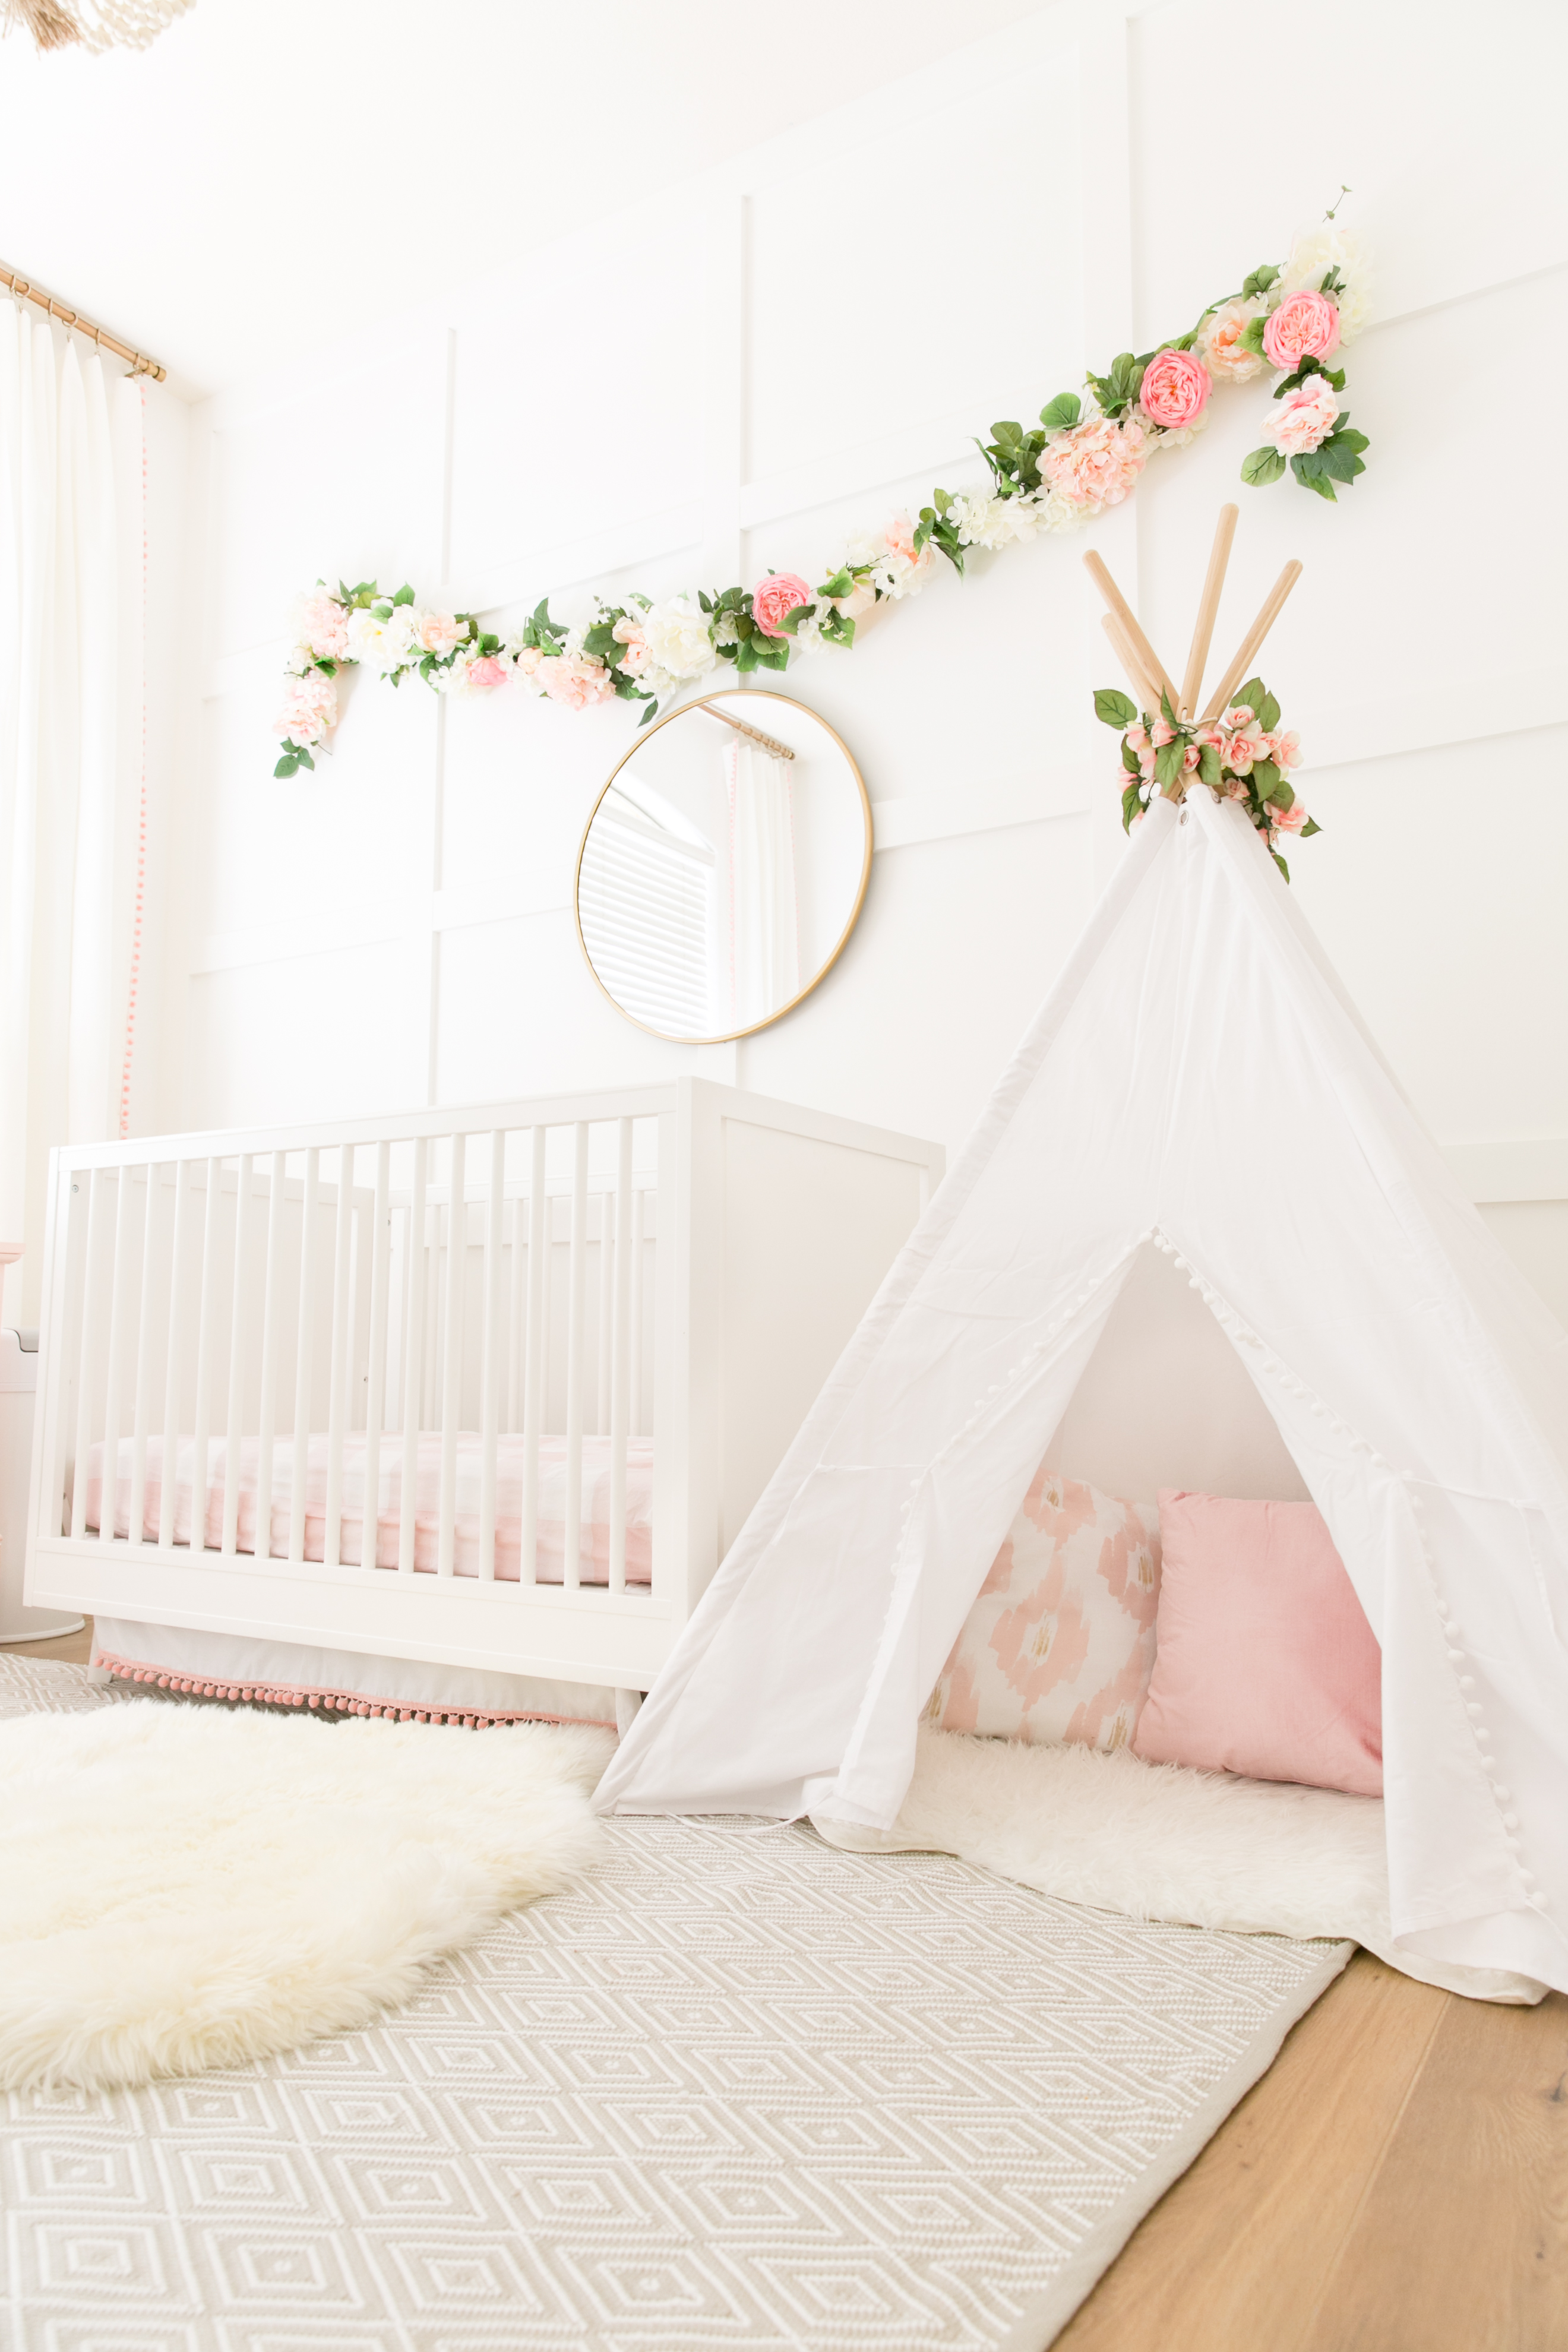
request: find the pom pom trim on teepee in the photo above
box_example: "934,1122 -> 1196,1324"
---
92,1651 -> 609,1732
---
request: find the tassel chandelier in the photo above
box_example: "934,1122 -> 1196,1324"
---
2,0 -> 194,50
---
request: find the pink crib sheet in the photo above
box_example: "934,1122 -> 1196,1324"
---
82,1433 -> 654,1585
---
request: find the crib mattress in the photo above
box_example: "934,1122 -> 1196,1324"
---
83,1433 -> 654,1585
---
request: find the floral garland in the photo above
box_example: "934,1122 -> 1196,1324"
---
273,217 -> 1371,777
1095,677 -> 1318,881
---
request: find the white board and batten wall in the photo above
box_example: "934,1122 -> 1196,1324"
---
154,0 -> 1568,1336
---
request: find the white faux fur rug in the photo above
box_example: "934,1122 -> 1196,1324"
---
0,1696 -> 614,2092
814,1727 -> 1544,2006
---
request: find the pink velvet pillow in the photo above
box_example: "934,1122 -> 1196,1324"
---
1132,1490 -> 1382,1795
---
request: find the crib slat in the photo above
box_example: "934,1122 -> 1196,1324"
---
323,1145 -> 355,1569
187,1158 -> 223,1556
254,1149 -> 286,1562
609,1118 -> 633,1593
157,1161 -> 190,1548
68,1171 -> 105,1542
423,1190 -> 441,1431
438,1134 -> 467,1579
96,1168 -> 133,1545
479,1129 -> 504,1581
362,1140 -> 391,1571
398,1137 -> 429,1576
630,1184 -> 644,1437
221,1153 -> 255,1556
521,1126 -> 546,1587
128,1162 -> 159,1547
506,1187 -> 526,1433
564,1122 -> 589,1591
287,1147 -> 320,1566
596,1180 -> 613,1436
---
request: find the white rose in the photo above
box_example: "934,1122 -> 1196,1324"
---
1279,225 -> 1373,344
640,596 -> 716,681
346,603 -> 420,675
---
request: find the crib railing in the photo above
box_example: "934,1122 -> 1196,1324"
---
36,1093 -> 662,1600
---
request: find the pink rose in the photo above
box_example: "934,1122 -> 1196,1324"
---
883,513 -> 918,561
1262,290 -> 1340,372
1198,301 -> 1266,382
1040,414 -> 1148,513
538,653 -> 615,711
1265,374 -> 1340,457
1266,729 -> 1301,770
514,644 -> 545,685
464,654 -> 510,692
1270,796 -> 1309,834
751,571 -> 812,638
1139,347 -> 1212,431
1220,707 -> 1269,775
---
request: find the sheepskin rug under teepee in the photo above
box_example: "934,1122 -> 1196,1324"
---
0,1697 -> 614,2092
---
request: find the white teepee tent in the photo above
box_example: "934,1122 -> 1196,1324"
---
598,541 -> 1568,2000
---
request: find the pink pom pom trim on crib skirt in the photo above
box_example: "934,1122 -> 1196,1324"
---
92,1650 -> 612,1731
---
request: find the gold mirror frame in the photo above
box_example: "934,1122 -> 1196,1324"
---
574,687 -> 874,1046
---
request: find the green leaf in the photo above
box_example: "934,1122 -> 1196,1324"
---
777,601 -> 815,636
1159,687 -> 1178,728
1153,739 -> 1186,791
583,623 -> 618,659
1120,738 -> 1142,777
1094,687 -> 1138,730
1241,446 -> 1287,488
818,567 -> 853,600
1121,780 -> 1144,833
1271,849 -> 1292,884
296,747 -> 315,771
392,583 -> 415,606
1241,263 -> 1280,298
371,602 -> 393,621
991,419 -> 1023,446
1039,392 -> 1082,432
637,700 -> 659,726
1257,692 -> 1281,732
1235,677 -> 1267,715
273,753 -> 298,779
1291,456 -> 1339,501
1198,742 -> 1222,788
1300,817 -> 1322,837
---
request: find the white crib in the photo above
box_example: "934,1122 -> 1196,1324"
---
25,1080 -> 942,1705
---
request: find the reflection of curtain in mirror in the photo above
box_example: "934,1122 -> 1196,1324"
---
725,734 -> 799,1029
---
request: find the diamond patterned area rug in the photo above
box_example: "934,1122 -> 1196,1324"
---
1,1659 -> 1349,2349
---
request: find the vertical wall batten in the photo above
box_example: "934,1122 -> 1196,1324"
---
438,1133 -> 466,1576
564,1121 -> 588,1590
520,1126 -> 546,1585
287,1147 -> 320,1564
157,1161 -> 189,1548
397,1137 -> 429,1575
609,1118 -> 633,1592
254,1149 -> 286,1562
96,1168 -> 132,1546
128,1162 -> 159,1545
323,1147 -> 355,1569
222,1153 -> 255,1556
362,1140 -> 391,1570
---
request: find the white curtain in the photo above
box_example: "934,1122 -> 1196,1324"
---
0,304 -> 143,1327
726,734 -> 799,1030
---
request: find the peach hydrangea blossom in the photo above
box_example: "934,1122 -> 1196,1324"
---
538,653 -> 616,711
1041,413 -> 1149,513
294,592 -> 350,663
274,668 -> 337,747
413,609 -> 464,658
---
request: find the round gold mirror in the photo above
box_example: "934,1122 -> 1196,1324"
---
575,688 -> 872,1044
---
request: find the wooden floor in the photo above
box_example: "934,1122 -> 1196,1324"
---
7,1618 -> 1566,2345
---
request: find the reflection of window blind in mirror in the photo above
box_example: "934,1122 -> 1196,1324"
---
578,810 -> 715,1036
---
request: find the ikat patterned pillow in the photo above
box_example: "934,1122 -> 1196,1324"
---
927,1471 -> 1161,1751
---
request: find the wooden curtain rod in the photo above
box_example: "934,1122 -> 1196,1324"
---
700,707 -> 796,760
1,260 -> 167,382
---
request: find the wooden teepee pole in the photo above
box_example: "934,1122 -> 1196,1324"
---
1101,614 -> 1163,717
1178,503 -> 1237,719
1200,562 -> 1303,723
1082,551 -> 1180,715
